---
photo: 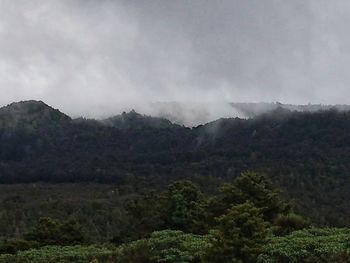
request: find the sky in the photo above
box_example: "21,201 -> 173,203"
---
0,0 -> 350,122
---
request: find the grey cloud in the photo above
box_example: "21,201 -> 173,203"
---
0,0 -> 350,124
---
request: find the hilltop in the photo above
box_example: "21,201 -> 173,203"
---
101,110 -> 181,129
0,100 -> 70,130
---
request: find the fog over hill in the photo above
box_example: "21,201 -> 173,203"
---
144,101 -> 350,126
2,100 -> 350,127
2,0 -> 350,122
2,100 -> 350,228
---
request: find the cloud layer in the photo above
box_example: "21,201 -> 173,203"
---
0,0 -> 350,121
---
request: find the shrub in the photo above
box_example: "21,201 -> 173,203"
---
258,228 -> 350,262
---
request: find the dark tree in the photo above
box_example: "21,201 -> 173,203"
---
204,201 -> 268,263
24,217 -> 85,246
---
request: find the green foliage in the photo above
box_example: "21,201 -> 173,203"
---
148,230 -> 209,262
217,172 -> 290,223
115,239 -> 151,263
116,230 -> 209,263
0,176 -> 345,263
113,180 -> 209,243
0,239 -> 39,254
4,102 -> 350,261
204,201 -> 268,263
114,191 -> 165,243
0,231 -> 208,263
24,217 -> 85,246
273,213 -> 310,236
258,228 -> 350,262
163,181 -> 208,234
0,245 -> 116,263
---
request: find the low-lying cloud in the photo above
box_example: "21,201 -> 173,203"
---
0,0 -> 350,124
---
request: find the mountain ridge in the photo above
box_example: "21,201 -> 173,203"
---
1,100 -> 350,226
3,100 -> 350,128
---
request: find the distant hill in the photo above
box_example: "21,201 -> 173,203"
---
145,101 -> 350,126
229,102 -> 350,118
100,110 -> 181,129
1,100 -> 350,226
0,100 -> 70,130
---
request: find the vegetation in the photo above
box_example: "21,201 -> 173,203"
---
204,201 -> 268,263
1,101 -> 350,261
101,110 -> 180,129
0,245 -> 116,263
116,230 -> 209,263
0,172 -> 314,262
24,217 -> 85,246
258,228 -> 350,262
1,101 -> 350,227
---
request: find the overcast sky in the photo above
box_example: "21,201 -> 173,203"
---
0,0 -> 350,119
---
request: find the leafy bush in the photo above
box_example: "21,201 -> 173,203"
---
0,245 -> 116,263
116,230 -> 209,263
115,239 -> 151,263
0,239 -> 39,254
258,228 -> 350,262
148,230 -> 209,262
273,213 -> 310,236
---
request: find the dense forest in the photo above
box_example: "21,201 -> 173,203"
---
1,100 -> 350,262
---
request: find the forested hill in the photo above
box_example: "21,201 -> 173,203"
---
100,110 -> 181,129
1,101 -> 350,225
0,100 -> 71,129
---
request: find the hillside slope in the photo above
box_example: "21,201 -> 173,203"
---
0,101 -> 350,226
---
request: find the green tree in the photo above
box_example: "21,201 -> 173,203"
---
114,181 -> 209,244
204,201 -> 268,263
164,180 -> 208,234
216,172 -> 290,223
24,217 -> 85,246
113,191 -> 165,244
